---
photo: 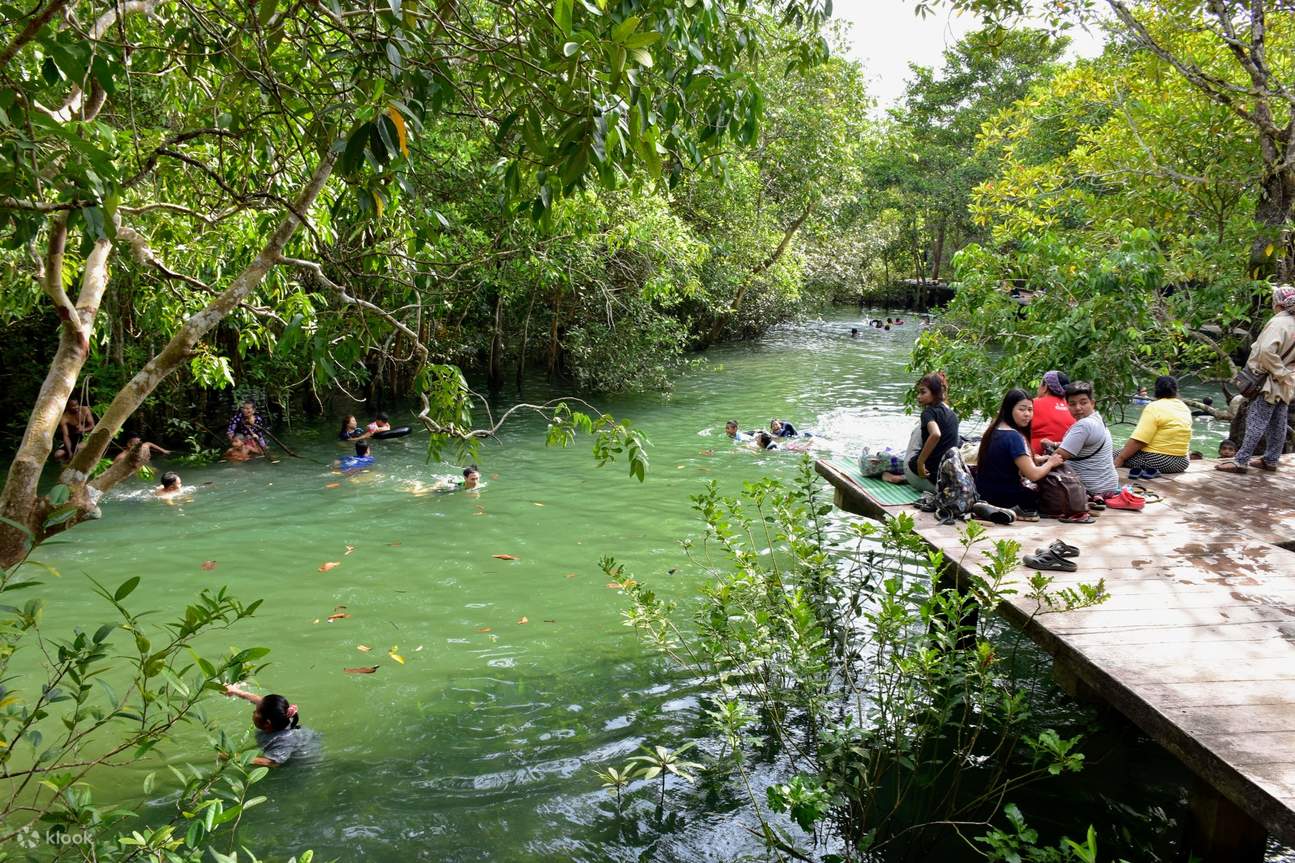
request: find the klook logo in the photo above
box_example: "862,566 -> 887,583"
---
15,825 -> 39,849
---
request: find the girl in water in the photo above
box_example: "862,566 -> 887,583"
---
337,415 -> 372,441
223,685 -> 309,766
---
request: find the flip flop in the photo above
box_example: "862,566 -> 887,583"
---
1040,539 -> 1080,558
1023,549 -> 1078,572
1087,496 -> 1107,511
1010,506 -> 1040,522
1215,462 -> 1248,474
971,501 -> 1016,525
1059,512 -> 1095,524
1249,459 -> 1280,472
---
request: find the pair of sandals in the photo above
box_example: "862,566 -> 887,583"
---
1023,539 -> 1080,572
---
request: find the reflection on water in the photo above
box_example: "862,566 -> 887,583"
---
22,310 -> 1260,861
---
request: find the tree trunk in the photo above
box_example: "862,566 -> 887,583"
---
0,152 -> 337,569
930,216 -> 947,282
707,201 -> 812,344
516,293 -> 535,395
487,291 -> 504,395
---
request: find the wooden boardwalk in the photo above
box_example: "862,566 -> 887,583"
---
816,457 -> 1295,859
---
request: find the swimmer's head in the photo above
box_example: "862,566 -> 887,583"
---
770,419 -> 784,434
355,441 -> 370,457
375,412 -> 389,423
160,471 -> 181,490
126,435 -> 141,447
253,693 -> 299,732
725,420 -> 738,438
754,431 -> 773,450
1218,439 -> 1238,459
463,465 -> 480,487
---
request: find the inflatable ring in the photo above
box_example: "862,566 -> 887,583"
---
372,426 -> 412,439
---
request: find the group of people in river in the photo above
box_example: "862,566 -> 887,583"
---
725,418 -> 813,453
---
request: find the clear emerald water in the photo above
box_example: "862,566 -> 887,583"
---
19,310 -> 1241,861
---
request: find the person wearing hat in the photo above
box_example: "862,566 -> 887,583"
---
1030,369 -> 1074,455
1217,284 -> 1295,473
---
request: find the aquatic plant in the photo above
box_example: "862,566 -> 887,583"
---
609,458 -> 1110,861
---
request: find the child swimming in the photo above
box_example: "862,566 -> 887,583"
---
223,684 -> 309,767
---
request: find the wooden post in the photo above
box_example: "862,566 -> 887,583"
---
1187,775 -> 1268,863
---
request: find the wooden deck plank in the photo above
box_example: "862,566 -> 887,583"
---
816,455 -> 1295,848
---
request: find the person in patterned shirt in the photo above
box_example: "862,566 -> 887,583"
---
226,401 -> 268,454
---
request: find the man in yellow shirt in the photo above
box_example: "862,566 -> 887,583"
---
1114,376 -> 1193,478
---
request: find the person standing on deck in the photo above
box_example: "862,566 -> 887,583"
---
1217,284 -> 1295,474
1030,370 -> 1074,455
1114,375 -> 1193,478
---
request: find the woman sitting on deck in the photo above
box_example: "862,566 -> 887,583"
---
904,372 -> 959,493
974,388 -> 1058,517
1113,375 -> 1192,478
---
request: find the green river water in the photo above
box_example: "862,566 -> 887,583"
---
19,310 -> 1253,861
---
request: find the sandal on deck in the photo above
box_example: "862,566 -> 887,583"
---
1023,549 -> 1078,572
1087,495 -> 1107,511
971,501 -> 1016,525
1058,512 -> 1095,524
1249,459 -> 1280,472
1214,462 -> 1248,474
1040,539 -> 1080,558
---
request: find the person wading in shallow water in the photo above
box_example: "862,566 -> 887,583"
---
226,401 -> 268,456
1217,283 -> 1295,474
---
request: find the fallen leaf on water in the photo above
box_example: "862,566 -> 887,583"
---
312,618 -> 321,624
357,644 -> 371,653
607,582 -> 623,590
333,604 -> 347,612
388,542 -> 402,547
544,619 -> 557,624
473,511 -> 486,516
533,502 -> 544,507
476,626 -> 493,633
327,612 -> 350,622
492,554 -> 518,561
325,482 -> 341,489
607,579 -> 637,590
676,464 -> 686,469
319,561 -> 341,572
344,666 -> 379,674
388,646 -> 405,664
415,645 -> 424,652
700,449 -> 714,456
344,545 -> 356,556
201,560 -> 217,571
517,616 -> 528,625
564,573 -> 577,579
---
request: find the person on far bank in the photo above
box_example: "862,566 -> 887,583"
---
1217,284 -> 1295,474
906,373 -> 958,492
227,401 -> 268,455
975,388 -> 1058,518
1030,370 -> 1074,455
1114,375 -> 1192,478
1045,381 -> 1140,509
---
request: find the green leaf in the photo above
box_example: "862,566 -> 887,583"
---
555,0 -> 572,35
611,15 -> 640,42
114,576 -> 140,602
630,47 -> 653,68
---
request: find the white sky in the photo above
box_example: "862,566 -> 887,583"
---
831,0 -> 1106,109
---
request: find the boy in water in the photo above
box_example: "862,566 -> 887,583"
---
155,472 -> 183,499
224,435 -> 255,462
1218,439 -> 1238,461
724,420 -> 752,443
367,412 -> 392,434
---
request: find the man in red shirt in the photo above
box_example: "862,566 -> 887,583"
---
1030,370 -> 1075,455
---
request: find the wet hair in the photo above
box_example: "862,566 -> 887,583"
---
850,328 -> 859,335
884,325 -> 891,331
1064,381 -> 1094,402
1218,438 -> 1238,454
1202,396 -> 1214,406
355,441 -> 370,457
725,420 -> 738,428
917,372 -> 946,402
126,434 -> 142,446
463,464 -> 480,478
68,397 -> 80,408
338,415 -> 357,439
978,388 -> 1032,469
375,412 -> 389,423
258,694 -> 299,731
160,472 -> 180,489
754,431 -> 774,450
1154,375 -> 1178,399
